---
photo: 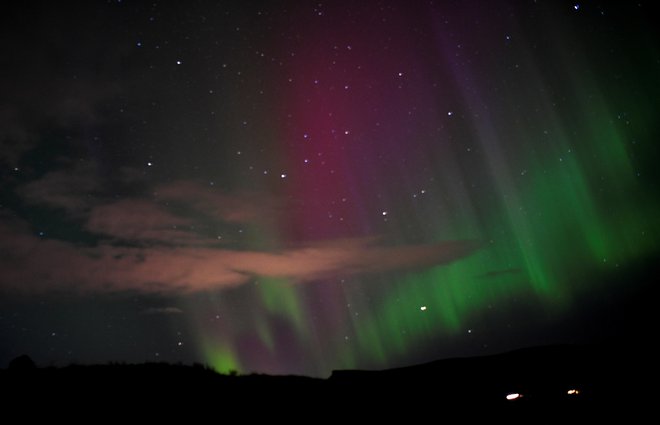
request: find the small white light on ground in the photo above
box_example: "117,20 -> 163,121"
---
420,306 -> 427,311
567,389 -> 580,395
506,393 -> 522,400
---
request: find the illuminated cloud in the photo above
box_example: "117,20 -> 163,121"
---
0,216 -> 480,294
86,199 -> 202,245
4,176 -> 481,294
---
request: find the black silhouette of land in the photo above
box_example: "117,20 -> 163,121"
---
0,343 -> 649,418
1,260 -> 653,417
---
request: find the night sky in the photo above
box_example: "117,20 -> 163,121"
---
1,1 -> 658,377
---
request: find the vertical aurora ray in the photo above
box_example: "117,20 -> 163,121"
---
193,1 -> 659,376
201,340 -> 241,375
3,0 -> 658,379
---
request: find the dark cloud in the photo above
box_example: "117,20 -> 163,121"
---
0,76 -> 120,167
0,3 -> 124,167
17,161 -> 100,215
155,181 -> 280,225
86,199 -> 203,245
0,106 -> 34,166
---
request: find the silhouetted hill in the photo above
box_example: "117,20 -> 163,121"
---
7,354 -> 35,371
0,344 -> 649,418
330,344 -> 643,407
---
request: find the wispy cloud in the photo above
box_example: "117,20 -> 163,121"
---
155,180 -> 279,224
1,12 -> 122,168
142,307 -> 184,315
0,215 -> 480,294
86,199 -> 203,245
0,78 -> 119,168
4,176 -> 482,294
17,161 -> 100,215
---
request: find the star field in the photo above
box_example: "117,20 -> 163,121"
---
0,1 -> 658,376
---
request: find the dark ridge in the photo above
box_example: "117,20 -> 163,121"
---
7,354 -> 36,371
0,344 -> 649,418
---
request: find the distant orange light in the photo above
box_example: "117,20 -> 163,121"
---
506,393 -> 522,400
567,389 -> 580,395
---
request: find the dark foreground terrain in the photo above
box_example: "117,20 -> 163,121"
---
0,344 -> 650,419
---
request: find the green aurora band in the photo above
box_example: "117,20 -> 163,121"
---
196,1 -> 659,376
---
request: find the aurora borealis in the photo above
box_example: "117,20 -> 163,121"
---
1,1 -> 658,377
